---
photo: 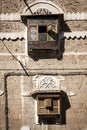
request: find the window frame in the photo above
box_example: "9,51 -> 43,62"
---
28,24 -> 58,42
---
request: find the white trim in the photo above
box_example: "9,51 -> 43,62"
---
0,32 -> 25,40
0,31 -> 87,40
23,1 -> 64,15
60,31 -> 87,39
35,99 -> 39,124
25,22 -> 28,56
65,12 -> 87,20
64,52 -> 87,56
0,12 -> 87,21
0,13 -> 20,21
0,90 -> 4,96
0,53 -> 26,56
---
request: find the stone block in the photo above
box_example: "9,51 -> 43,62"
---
2,0 -> 20,13
64,21 -> 87,31
65,39 -> 87,52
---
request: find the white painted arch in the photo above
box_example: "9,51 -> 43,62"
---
22,0 -> 64,15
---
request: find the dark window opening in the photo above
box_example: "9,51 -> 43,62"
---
39,26 -> 47,33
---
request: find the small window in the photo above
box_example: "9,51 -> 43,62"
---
37,97 -> 60,115
39,25 -> 47,41
28,24 -> 58,42
39,26 -> 47,33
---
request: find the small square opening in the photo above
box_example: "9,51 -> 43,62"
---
39,26 -> 47,33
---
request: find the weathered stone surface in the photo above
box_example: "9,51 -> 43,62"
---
0,0 -> 87,130
65,39 -> 87,52
64,21 -> 87,31
0,22 -> 25,32
0,40 -> 25,53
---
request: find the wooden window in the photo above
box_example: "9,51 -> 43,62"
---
37,97 -> 60,116
28,24 -> 58,42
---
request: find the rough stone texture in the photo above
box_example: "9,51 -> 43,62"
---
64,21 -> 87,32
24,55 -> 87,70
0,22 -> 25,32
1,0 -> 21,14
48,0 -> 87,13
65,39 -> 87,52
0,40 -> 25,53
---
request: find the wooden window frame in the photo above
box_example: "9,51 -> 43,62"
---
28,24 -> 58,42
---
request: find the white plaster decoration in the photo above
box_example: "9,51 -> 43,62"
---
0,31 -> 87,41
64,52 -> 87,56
0,32 -> 25,40
65,12 -> 87,20
22,0 -> 64,15
0,13 -> 20,21
32,75 -> 65,92
0,89 -> 4,96
66,91 -> 76,96
20,126 -> 30,130
35,99 -> 39,124
25,20 -> 28,56
32,75 -> 76,97
0,12 -> 87,20
33,8 -> 52,15
60,31 -> 87,40
20,91 -> 31,97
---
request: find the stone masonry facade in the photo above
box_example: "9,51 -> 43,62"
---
0,0 -> 87,130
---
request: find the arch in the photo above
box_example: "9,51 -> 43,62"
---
22,0 -> 64,15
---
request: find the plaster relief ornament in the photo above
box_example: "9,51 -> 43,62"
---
34,8 -> 52,15
32,75 -> 76,96
32,75 -> 65,91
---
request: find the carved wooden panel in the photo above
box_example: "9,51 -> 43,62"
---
37,94 -> 61,116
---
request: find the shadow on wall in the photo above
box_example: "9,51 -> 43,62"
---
61,91 -> 71,124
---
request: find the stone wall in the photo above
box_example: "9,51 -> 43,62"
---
0,0 -> 87,14
0,0 -> 87,130
1,75 -> 87,130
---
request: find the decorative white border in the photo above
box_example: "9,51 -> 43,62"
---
63,31 -> 87,39
0,13 -> 20,21
59,31 -> 87,40
65,12 -> 87,20
0,31 -> 87,40
0,12 -> 87,21
22,0 -> 64,15
0,32 -> 25,40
